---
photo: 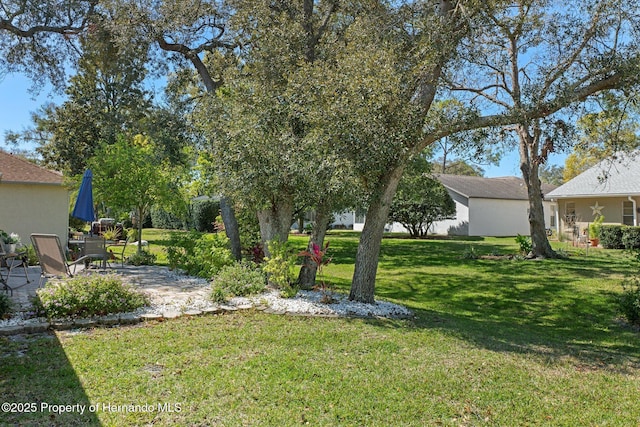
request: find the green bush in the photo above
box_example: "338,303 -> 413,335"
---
515,234 -> 532,255
600,225 -> 624,249
127,250 -> 157,266
166,231 -> 234,278
191,198 -> 220,233
151,207 -> 188,230
622,226 -> 640,250
619,276 -> 640,326
210,261 -> 267,302
263,240 -> 299,298
0,292 -> 13,318
35,274 -> 149,319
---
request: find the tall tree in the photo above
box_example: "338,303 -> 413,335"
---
6,15 -> 152,175
0,0 -> 97,88
103,0 -> 244,259
441,0 -> 640,259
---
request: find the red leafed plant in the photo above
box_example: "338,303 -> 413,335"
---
298,241 -> 334,303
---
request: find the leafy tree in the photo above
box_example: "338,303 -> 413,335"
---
0,0 -> 97,89
539,164 -> 565,186
89,134 -> 180,253
432,158 -> 484,177
6,15 -> 152,175
389,157 -> 456,238
564,93 -> 640,181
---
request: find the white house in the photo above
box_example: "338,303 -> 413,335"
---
0,151 -> 69,245
352,174 -> 557,237
546,153 -> 640,237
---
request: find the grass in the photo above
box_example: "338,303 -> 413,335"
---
2,231 -> 640,425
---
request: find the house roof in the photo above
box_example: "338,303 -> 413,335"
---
0,150 -> 63,185
546,152 -> 640,199
436,174 -> 557,200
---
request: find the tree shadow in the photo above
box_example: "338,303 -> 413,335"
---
0,331 -> 101,425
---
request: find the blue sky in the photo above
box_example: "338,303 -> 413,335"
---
1,72 -> 566,178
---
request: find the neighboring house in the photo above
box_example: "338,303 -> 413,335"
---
352,174 -> 557,237
0,151 -> 69,246
546,153 -> 640,237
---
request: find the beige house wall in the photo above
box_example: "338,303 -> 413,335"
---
555,196 -> 639,237
0,183 -> 70,247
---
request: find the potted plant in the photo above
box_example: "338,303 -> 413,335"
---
589,215 -> 604,247
1,230 -> 21,253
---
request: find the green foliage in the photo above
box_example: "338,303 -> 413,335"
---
388,157 -> 456,238
600,225 -> 624,249
618,276 -> 640,326
263,240 -> 299,298
515,234 -> 533,255
34,274 -> 148,319
461,246 -> 479,260
166,231 -> 234,278
210,261 -> 267,303
126,250 -> 157,266
0,292 -> 13,318
589,215 -> 604,239
151,207 -> 188,230
191,198 -> 220,233
622,226 -> 640,250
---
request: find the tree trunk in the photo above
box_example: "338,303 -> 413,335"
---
349,165 -> 405,303
298,205 -> 331,290
257,197 -> 294,257
517,125 -> 557,259
220,197 -> 242,260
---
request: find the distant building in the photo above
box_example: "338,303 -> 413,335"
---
546,152 -> 640,237
353,174 -> 557,237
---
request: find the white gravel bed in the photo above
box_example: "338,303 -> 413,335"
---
0,268 -> 413,329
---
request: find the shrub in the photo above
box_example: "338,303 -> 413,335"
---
515,234 -> 532,255
34,274 -> 149,319
600,225 -> 624,249
151,207 -> 188,230
191,198 -> 220,233
461,246 -> 479,260
263,240 -> 299,298
619,276 -> 640,326
210,261 -> 267,302
0,292 -> 13,318
127,250 -> 157,266
589,214 -> 604,239
622,226 -> 640,250
166,231 -> 234,278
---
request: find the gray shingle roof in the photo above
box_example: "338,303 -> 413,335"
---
546,152 -> 640,198
436,174 -> 557,200
0,150 -> 63,185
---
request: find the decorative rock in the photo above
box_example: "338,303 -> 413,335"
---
236,304 -> 253,310
0,325 -> 25,336
183,310 -> 202,316
23,322 -> 50,334
140,313 -> 163,321
162,311 -> 182,319
74,318 -> 97,328
51,320 -> 74,330
97,314 -> 120,326
118,313 -> 141,325
219,305 -> 238,312
202,307 -> 223,315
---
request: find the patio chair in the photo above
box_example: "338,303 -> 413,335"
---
82,236 -> 109,270
107,235 -> 131,267
30,234 -> 88,287
0,241 -> 31,295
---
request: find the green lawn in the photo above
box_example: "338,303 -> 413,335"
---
2,231 -> 640,426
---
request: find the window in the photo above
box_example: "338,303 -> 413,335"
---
564,202 -> 576,225
623,201 -> 635,226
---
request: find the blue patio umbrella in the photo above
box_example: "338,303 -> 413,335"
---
72,169 -> 96,222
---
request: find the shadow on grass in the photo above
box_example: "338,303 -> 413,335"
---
0,332 -> 101,425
